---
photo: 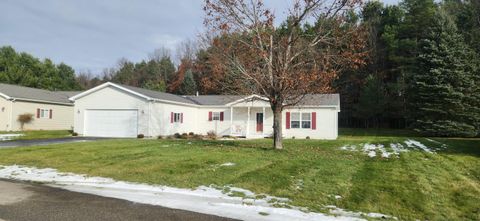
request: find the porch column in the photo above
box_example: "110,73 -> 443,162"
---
262,106 -> 265,136
246,106 -> 250,138
230,106 -> 233,135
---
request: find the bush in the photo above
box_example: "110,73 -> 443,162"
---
17,113 -> 34,130
181,133 -> 189,139
157,135 -> 164,139
174,133 -> 181,139
188,132 -> 195,136
292,136 -> 295,139
207,130 -> 217,139
137,134 -> 145,139
72,132 -> 78,137
306,136 -> 310,139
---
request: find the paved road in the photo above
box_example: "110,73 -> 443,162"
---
0,179 -> 237,221
0,137 -> 104,148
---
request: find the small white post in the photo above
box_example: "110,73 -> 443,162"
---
246,106 -> 250,138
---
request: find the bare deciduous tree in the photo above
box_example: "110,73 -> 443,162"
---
204,0 -> 367,149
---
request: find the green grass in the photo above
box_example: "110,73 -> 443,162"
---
0,130 -> 71,140
0,129 -> 478,220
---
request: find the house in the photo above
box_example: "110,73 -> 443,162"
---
70,82 -> 340,139
0,83 -> 79,131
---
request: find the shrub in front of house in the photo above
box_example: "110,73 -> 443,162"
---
72,132 -> 78,137
181,133 -> 189,139
174,133 -> 181,139
207,130 -> 217,140
188,132 -> 195,136
137,134 -> 145,139
306,136 -> 310,139
157,135 -> 164,139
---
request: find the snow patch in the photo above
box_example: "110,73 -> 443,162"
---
220,162 -> 236,167
340,139 -> 443,158
0,134 -> 24,141
326,206 -> 397,220
0,165 -> 397,221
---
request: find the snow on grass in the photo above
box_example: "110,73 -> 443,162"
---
0,134 -> 24,141
326,206 -> 397,220
0,165 -> 397,221
340,139 -> 445,158
220,162 -> 236,167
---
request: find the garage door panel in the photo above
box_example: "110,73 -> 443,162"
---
85,110 -> 138,138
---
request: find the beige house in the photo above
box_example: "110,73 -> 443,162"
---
0,83 -> 78,131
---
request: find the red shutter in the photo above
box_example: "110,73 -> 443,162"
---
49,109 -> 53,119
170,112 -> 174,123
220,112 -> 224,121
180,113 -> 183,123
286,112 -> 290,129
36,108 -> 40,118
312,112 -> 316,130
208,111 -> 212,121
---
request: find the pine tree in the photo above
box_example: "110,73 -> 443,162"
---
409,8 -> 479,137
178,69 -> 197,95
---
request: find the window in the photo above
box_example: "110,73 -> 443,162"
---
291,113 -> 300,128
173,113 -> 182,123
212,112 -> 220,121
40,109 -> 50,119
290,112 -> 311,129
301,113 -> 311,129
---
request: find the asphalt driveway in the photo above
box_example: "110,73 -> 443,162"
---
0,137 -> 105,149
0,179 -> 236,221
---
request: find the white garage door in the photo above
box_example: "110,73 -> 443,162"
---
84,109 -> 138,138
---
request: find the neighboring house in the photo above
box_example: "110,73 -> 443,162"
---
70,82 -> 340,139
0,83 -> 78,131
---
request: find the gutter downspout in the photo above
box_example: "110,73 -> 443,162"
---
8,98 -> 15,131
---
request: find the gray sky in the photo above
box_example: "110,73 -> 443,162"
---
0,0 -> 399,75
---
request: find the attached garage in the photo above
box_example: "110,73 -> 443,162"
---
84,109 -> 138,138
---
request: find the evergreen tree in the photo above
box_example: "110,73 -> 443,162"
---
355,74 -> 386,128
178,69 -> 197,95
409,8 -> 479,137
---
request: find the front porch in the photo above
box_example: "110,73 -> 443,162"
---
228,106 -> 273,139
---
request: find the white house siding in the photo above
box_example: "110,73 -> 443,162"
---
149,102 -> 199,136
282,107 -> 338,139
0,97 -> 12,131
10,101 -> 74,131
73,86 -> 149,136
195,107 -> 232,136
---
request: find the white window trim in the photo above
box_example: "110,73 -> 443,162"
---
212,112 -> 221,121
290,112 -> 311,129
173,113 -> 182,123
40,109 -> 50,119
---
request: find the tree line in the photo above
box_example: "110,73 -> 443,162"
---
1,0 -> 479,137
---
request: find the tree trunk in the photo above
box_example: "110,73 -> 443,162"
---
272,107 -> 283,150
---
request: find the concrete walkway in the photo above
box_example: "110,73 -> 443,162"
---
0,179 -> 236,221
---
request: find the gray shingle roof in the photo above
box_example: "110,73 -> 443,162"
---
0,83 -> 78,104
119,84 -> 197,104
295,94 -> 340,106
184,95 -> 246,105
183,94 -> 340,106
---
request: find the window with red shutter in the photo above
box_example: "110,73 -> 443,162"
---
208,111 -> 212,121
220,112 -> 224,121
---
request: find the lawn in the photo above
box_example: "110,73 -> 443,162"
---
0,129 -> 478,220
0,130 -> 72,140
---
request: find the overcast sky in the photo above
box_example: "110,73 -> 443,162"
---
1,0 -> 399,75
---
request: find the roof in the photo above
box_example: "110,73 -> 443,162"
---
295,94 -> 340,106
0,83 -> 78,105
184,95 -> 246,105
70,82 -> 339,107
119,84 -> 197,105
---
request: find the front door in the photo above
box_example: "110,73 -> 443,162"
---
256,113 -> 263,132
